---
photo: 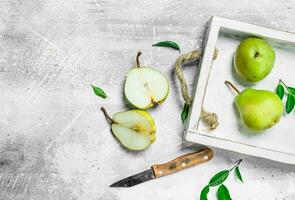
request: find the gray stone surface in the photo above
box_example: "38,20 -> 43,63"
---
0,0 -> 295,199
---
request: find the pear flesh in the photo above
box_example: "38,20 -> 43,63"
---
111,110 -> 156,150
235,88 -> 283,131
124,67 -> 169,110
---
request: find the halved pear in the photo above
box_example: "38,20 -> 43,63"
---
101,108 -> 156,150
124,52 -> 169,110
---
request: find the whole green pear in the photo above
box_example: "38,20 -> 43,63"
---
234,38 -> 275,82
225,81 -> 283,131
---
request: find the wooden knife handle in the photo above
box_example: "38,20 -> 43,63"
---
151,148 -> 213,178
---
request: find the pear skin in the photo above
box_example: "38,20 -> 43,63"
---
225,81 -> 283,132
234,38 -> 275,82
235,88 -> 283,131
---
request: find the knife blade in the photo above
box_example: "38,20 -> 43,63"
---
110,148 -> 213,187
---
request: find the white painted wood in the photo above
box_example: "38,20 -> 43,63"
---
185,16 -> 295,165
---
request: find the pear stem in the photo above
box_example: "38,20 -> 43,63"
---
136,51 -> 142,68
225,80 -> 241,95
100,107 -> 114,124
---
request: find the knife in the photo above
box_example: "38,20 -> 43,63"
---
110,148 -> 213,187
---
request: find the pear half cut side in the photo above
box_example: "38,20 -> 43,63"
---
124,67 -> 169,110
111,124 -> 154,151
111,110 -> 156,150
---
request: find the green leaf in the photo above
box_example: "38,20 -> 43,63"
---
288,87 -> 295,95
200,185 -> 210,200
152,41 -> 180,52
91,84 -> 107,99
286,93 -> 295,114
208,170 -> 229,187
217,184 -> 232,200
234,166 -> 243,183
181,103 -> 190,122
276,83 -> 284,100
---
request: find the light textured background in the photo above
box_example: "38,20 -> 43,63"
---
0,0 -> 295,200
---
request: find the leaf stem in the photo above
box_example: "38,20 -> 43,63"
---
229,159 -> 243,172
100,107 -> 114,124
280,79 -> 295,98
136,51 -> 142,68
225,81 -> 241,95
279,79 -> 288,89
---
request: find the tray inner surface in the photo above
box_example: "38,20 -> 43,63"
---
197,28 -> 295,155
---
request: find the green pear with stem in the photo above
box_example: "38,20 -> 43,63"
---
225,81 -> 283,131
234,38 -> 275,82
101,107 -> 156,150
124,51 -> 169,110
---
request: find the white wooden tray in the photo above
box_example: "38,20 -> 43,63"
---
184,16 -> 295,165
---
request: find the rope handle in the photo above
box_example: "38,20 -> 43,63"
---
175,49 -> 219,130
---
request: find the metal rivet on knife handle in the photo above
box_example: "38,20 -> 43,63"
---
151,148 -> 214,178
